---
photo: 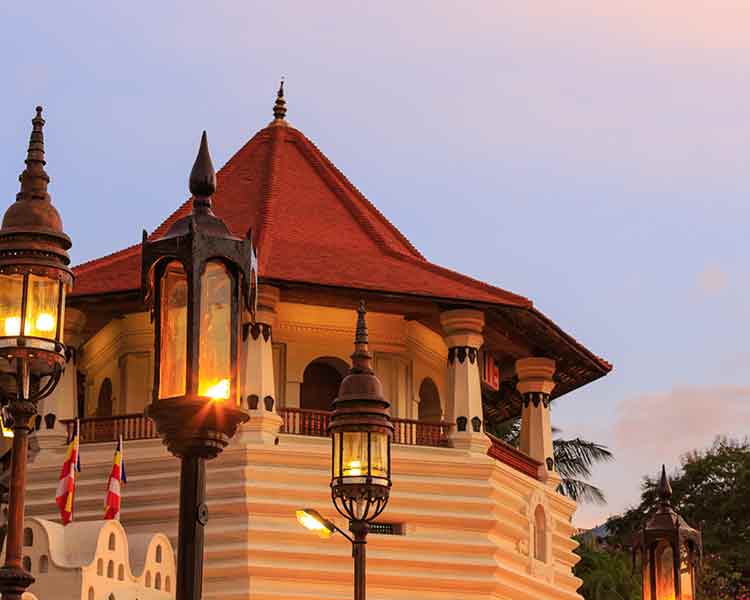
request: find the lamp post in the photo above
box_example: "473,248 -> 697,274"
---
633,466 -> 702,600
0,107 -> 73,600
325,302 -> 392,600
142,132 -> 256,600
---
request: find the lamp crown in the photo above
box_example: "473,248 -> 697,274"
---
657,464 -> 672,503
189,131 -> 217,200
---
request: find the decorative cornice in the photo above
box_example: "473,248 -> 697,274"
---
447,346 -> 478,366
521,392 -> 550,409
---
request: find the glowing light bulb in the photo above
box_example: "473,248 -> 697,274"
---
4,317 -> 20,337
296,510 -> 333,539
344,460 -> 363,476
35,313 -> 55,333
202,378 -> 230,400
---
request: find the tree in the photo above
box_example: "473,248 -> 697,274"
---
574,536 -> 641,600
606,438 -> 750,599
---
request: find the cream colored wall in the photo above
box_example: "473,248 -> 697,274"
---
274,302 -> 447,418
79,313 -> 153,416
13,518 -> 175,600
24,432 -> 582,600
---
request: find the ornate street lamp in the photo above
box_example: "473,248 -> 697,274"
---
142,132 -> 256,600
327,302 -> 393,600
634,466 -> 702,600
0,107 -> 73,600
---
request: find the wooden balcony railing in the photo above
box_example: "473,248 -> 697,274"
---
486,434 -> 543,481
61,413 -> 157,444
280,407 -> 330,438
279,408 -> 452,448
62,409 -> 453,448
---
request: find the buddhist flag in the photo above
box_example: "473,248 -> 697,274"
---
55,420 -> 81,525
104,436 -> 127,520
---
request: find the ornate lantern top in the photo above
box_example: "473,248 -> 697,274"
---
636,466 -> 703,549
0,106 -> 72,284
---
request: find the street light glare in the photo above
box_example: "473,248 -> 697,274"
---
296,509 -> 334,539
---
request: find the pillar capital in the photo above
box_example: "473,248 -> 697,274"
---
440,308 -> 484,349
515,357 -> 556,396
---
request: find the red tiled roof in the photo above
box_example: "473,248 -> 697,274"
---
72,121 -> 531,308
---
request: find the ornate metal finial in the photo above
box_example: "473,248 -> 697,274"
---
657,465 -> 673,503
273,78 -> 287,121
350,300 -> 373,374
189,131 -> 217,205
18,105 -> 50,201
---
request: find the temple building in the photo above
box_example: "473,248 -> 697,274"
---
19,86 -> 611,600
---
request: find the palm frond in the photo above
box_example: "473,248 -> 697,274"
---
558,478 -> 608,504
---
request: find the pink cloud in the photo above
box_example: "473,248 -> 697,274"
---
573,385 -> 750,528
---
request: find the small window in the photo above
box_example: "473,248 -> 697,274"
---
118,564 -> 124,581
88,587 -> 95,600
108,533 -> 116,551
107,560 -> 114,578
97,558 -> 103,575
165,576 -> 171,592
23,527 -> 33,547
39,554 -> 49,573
22,556 -> 31,573
155,573 -> 161,590
145,571 -> 151,588
155,544 -> 162,563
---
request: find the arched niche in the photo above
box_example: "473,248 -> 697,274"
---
418,377 -> 442,421
534,505 -> 547,562
300,357 -> 348,412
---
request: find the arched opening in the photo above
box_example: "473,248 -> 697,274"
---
23,527 -> 33,547
145,571 -> 151,588
155,544 -> 162,563
534,505 -> 546,561
39,554 -> 49,573
97,558 -> 103,576
107,560 -> 114,578
108,532 -> 116,551
165,576 -> 171,592
418,378 -> 441,421
88,587 -> 95,600
22,556 -> 31,573
118,564 -> 125,581
97,378 -> 113,417
155,573 -> 161,590
300,357 -> 348,412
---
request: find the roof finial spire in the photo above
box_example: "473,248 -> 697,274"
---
18,105 -> 51,201
273,77 -> 287,121
350,300 -> 374,374
657,464 -> 673,504
189,131 -> 217,210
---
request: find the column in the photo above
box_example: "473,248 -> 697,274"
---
240,285 -> 282,444
440,309 -> 488,453
516,357 -> 560,487
35,307 -> 87,453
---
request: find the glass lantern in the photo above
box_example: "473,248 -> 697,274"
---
143,131 -> 256,460
329,302 -> 393,524
634,466 -> 702,600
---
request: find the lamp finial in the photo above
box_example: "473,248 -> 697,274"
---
189,131 -> 217,203
273,78 -> 287,121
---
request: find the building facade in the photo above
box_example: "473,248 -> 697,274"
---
19,89 -> 611,600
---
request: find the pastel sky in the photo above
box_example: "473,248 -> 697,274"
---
2,2 -> 749,527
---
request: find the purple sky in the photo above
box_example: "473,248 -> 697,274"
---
2,2 -> 749,527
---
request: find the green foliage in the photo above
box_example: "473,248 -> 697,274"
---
574,536 -> 641,600
606,438 -> 750,599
